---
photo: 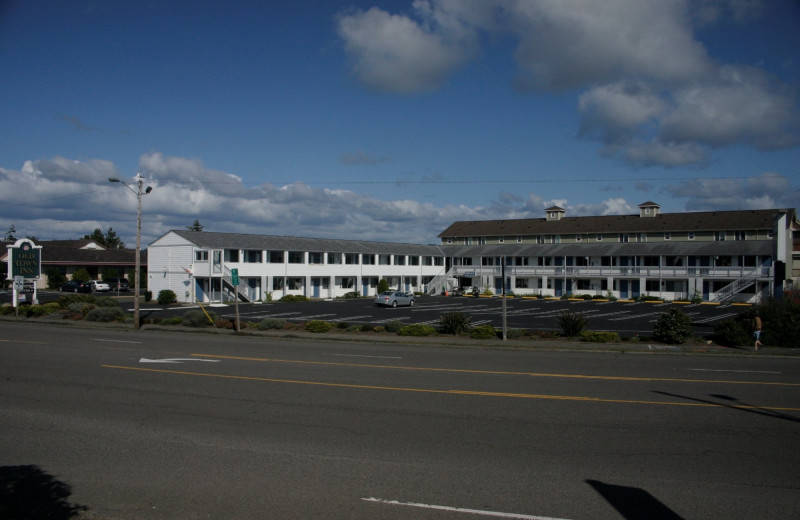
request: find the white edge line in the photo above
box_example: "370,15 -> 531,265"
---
361,497 -> 575,520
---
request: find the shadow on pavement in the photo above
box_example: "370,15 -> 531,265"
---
587,479 -> 684,520
0,465 -> 88,519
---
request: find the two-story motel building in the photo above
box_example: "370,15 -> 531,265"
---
146,202 -> 798,304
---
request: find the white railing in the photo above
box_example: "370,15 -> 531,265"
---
451,265 -> 772,279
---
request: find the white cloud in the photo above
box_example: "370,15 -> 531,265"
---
665,172 -> 799,210
338,0 -> 800,167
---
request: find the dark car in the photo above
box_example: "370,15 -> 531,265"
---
107,278 -> 130,291
60,280 -> 92,293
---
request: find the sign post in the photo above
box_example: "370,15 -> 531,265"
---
231,268 -> 240,332
7,239 -> 42,308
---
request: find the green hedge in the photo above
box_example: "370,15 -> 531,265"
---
397,324 -> 437,337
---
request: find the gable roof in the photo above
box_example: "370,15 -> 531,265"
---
439,208 -> 793,238
157,230 -> 445,256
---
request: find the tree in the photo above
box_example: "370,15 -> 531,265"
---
4,225 -> 16,241
84,227 -> 125,249
72,268 -> 91,283
186,219 -> 204,232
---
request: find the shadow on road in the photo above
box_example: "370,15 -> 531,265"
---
587,479 -> 684,520
653,390 -> 800,423
0,465 -> 87,519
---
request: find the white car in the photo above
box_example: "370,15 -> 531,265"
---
90,280 -> 110,292
374,291 -> 415,307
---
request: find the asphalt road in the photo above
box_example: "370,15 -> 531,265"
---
2,321 -> 798,519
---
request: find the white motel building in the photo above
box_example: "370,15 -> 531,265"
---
146,202 -> 799,304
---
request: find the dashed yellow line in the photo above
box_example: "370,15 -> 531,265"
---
100,365 -> 800,411
190,353 -> 800,387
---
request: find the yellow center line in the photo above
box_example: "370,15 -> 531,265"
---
100,365 -> 800,411
190,353 -> 800,387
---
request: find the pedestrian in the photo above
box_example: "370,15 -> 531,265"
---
752,312 -> 763,351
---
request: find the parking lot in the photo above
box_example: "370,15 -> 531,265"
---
148,295 -> 747,338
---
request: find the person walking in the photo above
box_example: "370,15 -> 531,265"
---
753,312 -> 763,351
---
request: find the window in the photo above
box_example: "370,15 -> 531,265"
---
287,277 -> 304,290
434,257 -> 444,266
575,235 -> 582,242
664,232 -> 671,240
596,234 -> 602,242
288,251 -> 304,264
554,235 -> 561,244
339,276 -> 355,289
379,254 -> 391,265
308,252 -> 323,264
446,238 -> 452,244
498,237 -> 504,244
466,237 -> 473,245
688,231 -> 695,240
619,234 -> 629,243
715,231 -> 726,242
515,278 -> 529,289
516,236 -> 522,243
394,255 -> 406,266
638,233 -> 647,243
328,252 -> 342,264
408,256 -> 419,266
345,253 -> 359,264
268,250 -> 284,263
272,277 -> 284,290
244,250 -> 262,263
734,231 -> 746,241
195,250 -> 208,261
537,235 -> 546,244
478,237 -> 486,245
224,249 -> 239,262
362,254 -> 375,265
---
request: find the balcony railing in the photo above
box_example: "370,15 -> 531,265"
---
450,265 -> 773,279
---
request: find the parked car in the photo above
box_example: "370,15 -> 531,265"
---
107,278 -> 130,291
90,280 -> 110,292
374,291 -> 415,307
60,280 -> 92,293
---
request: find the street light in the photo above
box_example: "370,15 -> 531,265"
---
109,174 -> 152,329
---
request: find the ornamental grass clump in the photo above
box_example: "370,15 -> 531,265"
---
305,320 -> 333,333
258,318 -> 286,330
183,309 -> 217,327
557,311 -> 587,337
439,311 -> 472,335
652,307 -> 693,344
470,325 -> 498,340
86,307 -> 124,322
397,324 -> 437,337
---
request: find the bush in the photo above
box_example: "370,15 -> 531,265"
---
59,294 -> 94,308
86,307 -> 124,322
557,311 -> 587,336
157,290 -> 177,305
652,307 -> 693,344
377,279 -> 390,294
385,320 -> 404,333
159,316 -> 184,325
305,320 -> 333,333
182,309 -> 217,327
360,323 -> 373,332
258,318 -> 287,330
713,318 -> 751,347
397,324 -> 437,337
756,298 -> 800,348
280,294 -> 309,302
580,331 -> 620,343
470,325 -> 498,339
25,304 -> 49,317
94,296 -> 119,307
439,311 -> 472,335
68,302 -> 95,316
342,291 -> 361,299
373,326 -> 385,333
506,328 -> 527,339
0,304 -> 14,316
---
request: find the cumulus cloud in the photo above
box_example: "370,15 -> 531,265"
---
338,0 -> 800,167
665,172 -> 799,210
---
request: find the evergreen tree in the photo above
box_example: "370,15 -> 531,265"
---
84,227 -> 125,248
186,219 -> 204,232
4,225 -> 16,241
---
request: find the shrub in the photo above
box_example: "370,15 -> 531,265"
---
439,311 -> 472,335
0,304 -> 14,316
713,318 -> 751,347
86,307 -> 124,322
342,291 -> 361,299
557,311 -> 587,336
157,290 -> 177,305
377,279 -> 390,294
470,325 -> 498,339
580,331 -> 620,343
482,288 -> 493,296
145,290 -> 153,302
652,307 -> 693,344
25,305 -> 49,317
506,328 -> 527,339
183,309 -> 217,327
159,316 -> 183,325
59,294 -> 94,308
373,326 -> 385,333
385,320 -> 404,333
360,323 -> 373,332
42,302 -> 62,314
346,325 -> 362,332
280,294 -> 309,302
258,318 -> 287,330
305,320 -> 333,333
94,297 -> 119,308
68,302 -> 95,316
336,321 -> 350,329
397,324 -> 437,337
756,298 -> 800,348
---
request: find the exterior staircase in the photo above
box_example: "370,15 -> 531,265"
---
222,266 -> 251,302
712,270 -> 761,304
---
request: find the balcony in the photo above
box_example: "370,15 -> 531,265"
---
451,265 -> 772,279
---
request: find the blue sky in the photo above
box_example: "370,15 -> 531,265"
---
1,0 -> 799,247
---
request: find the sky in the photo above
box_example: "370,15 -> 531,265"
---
1,0 -> 799,248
